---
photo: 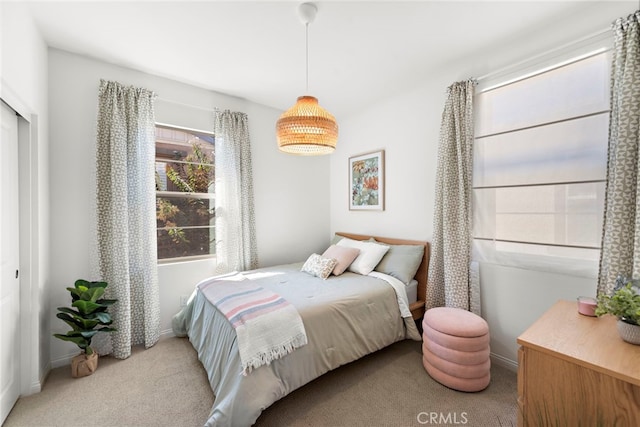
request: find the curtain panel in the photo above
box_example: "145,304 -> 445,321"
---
598,11 -> 640,295
426,80 -> 480,314
213,109 -> 258,274
94,79 -> 160,359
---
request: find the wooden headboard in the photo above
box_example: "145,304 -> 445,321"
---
335,232 -> 430,320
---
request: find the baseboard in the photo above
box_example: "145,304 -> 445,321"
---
22,362 -> 47,396
49,330 -> 177,372
159,328 -> 175,340
27,381 -> 42,395
490,352 -> 518,373
31,361 -> 50,394
50,352 -> 77,369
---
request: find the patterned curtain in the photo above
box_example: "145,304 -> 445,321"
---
598,11 -> 640,295
426,80 -> 480,314
213,109 -> 258,274
94,79 -> 160,359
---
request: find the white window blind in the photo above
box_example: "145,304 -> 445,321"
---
472,50 -> 611,278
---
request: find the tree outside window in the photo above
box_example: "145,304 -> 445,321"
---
155,124 -> 215,261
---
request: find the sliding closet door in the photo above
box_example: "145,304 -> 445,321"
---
0,100 -> 21,424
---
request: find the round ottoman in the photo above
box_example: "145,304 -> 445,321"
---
422,307 -> 491,392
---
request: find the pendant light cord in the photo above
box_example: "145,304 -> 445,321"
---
305,22 -> 310,94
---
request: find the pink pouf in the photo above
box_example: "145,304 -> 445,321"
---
422,307 -> 491,392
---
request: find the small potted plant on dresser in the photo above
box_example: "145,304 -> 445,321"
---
596,276 -> 640,345
53,279 -> 117,377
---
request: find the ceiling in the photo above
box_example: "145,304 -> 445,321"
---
23,1 -> 636,119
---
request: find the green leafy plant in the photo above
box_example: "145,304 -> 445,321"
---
53,280 -> 117,355
596,278 -> 640,326
156,140 -> 215,259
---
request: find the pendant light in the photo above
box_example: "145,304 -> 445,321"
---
276,2 -> 338,155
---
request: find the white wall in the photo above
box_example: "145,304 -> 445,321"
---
48,49 -> 330,365
1,2 -> 50,393
1,2 -> 50,394
329,78 -> 444,241
330,1 -> 637,369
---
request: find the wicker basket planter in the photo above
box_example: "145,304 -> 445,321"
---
71,351 -> 99,378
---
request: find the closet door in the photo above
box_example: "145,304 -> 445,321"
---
0,100 -> 21,424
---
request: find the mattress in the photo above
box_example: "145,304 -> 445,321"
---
173,262 -> 420,426
406,279 -> 418,304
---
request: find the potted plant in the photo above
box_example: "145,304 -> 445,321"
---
53,279 -> 117,377
595,276 -> 640,345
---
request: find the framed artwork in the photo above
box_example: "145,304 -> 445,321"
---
349,150 -> 384,211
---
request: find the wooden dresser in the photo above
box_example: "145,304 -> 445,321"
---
517,300 -> 640,426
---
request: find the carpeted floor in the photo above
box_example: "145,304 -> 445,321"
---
4,337 -> 517,427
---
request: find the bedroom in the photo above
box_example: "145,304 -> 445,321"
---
2,0 -> 639,425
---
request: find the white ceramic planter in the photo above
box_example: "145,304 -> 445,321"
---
617,319 -> 640,345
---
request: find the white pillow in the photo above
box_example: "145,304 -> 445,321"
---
336,237 -> 389,275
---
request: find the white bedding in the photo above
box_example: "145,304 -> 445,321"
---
173,262 -> 420,426
406,279 -> 419,304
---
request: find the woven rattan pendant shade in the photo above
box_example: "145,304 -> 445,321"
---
276,96 -> 338,155
276,3 -> 338,155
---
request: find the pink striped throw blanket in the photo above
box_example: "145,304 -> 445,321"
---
198,274 -> 307,375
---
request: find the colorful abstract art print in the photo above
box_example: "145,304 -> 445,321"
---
349,150 -> 384,210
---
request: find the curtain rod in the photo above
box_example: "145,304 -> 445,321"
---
155,121 -> 214,136
475,26 -> 612,82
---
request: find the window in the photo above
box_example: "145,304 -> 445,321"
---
472,50 -> 611,277
155,124 -> 215,261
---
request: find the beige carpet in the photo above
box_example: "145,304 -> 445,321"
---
4,337 -> 517,427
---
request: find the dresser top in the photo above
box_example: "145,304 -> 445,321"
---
517,300 -> 640,386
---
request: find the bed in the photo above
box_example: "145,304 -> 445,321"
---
172,232 -> 430,426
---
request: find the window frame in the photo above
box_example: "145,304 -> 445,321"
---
155,122 -> 216,264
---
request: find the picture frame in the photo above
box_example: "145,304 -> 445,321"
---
349,150 -> 384,211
